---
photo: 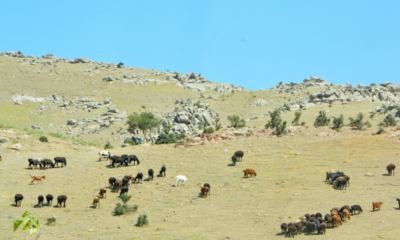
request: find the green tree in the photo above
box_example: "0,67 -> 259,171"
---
265,109 -> 281,129
291,111 -> 302,126
117,62 -> 124,68
227,115 -> 246,128
13,211 -> 39,235
215,117 -> 222,131
349,112 -> 371,130
314,111 -> 330,127
275,120 -> 287,136
126,112 -> 161,143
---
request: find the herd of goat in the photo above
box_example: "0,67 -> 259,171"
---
11,149 -> 399,236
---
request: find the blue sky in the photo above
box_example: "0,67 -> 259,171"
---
1,1 -> 399,90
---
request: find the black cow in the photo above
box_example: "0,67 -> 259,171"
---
120,187 -> 129,196
234,151 -> 244,161
109,177 -> 116,188
110,155 -> 127,167
204,183 -> 211,195
334,178 -> 348,190
350,205 -> 363,215
129,155 -> 140,165
330,171 -> 345,184
14,194 -> 23,207
136,173 -> 143,184
38,195 -> 44,207
159,165 -> 166,177
231,155 -> 238,166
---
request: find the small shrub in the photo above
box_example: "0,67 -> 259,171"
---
227,115 -> 246,128
104,141 -> 114,150
246,130 -> 253,137
136,214 -> 149,227
126,140 -> 136,146
39,136 -> 48,142
275,121 -> 287,136
215,118 -> 222,131
204,127 -> 214,134
291,111 -> 302,126
373,126 -> 386,135
201,141 -> 205,145
47,217 -> 56,226
349,112 -> 371,130
113,203 -> 128,216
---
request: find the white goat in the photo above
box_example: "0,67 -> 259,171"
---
175,175 -> 188,187
98,151 -> 111,162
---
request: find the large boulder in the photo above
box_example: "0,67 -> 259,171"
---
249,99 -> 268,106
0,137 -> 10,145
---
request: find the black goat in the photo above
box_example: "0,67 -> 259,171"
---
38,195 -> 44,207
109,177 -> 116,188
234,151 -> 244,161
148,169 -> 154,181
159,165 -> 166,177
136,173 -> 143,184
120,187 -> 129,196
54,157 -> 67,167
129,155 -> 140,165
57,195 -> 67,208
46,194 -> 53,206
14,194 -> 23,207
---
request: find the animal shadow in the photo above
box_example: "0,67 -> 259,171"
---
10,204 -> 18,207
382,173 -> 389,176
227,163 -> 236,167
89,205 -> 97,209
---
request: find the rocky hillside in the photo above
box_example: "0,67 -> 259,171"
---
0,51 -> 399,147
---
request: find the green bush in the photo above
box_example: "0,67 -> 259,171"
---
104,141 -> 114,150
314,111 -> 330,127
291,111 -> 302,126
227,115 -> 246,128
117,62 -> 124,68
39,136 -> 48,142
332,114 -> 344,131
275,121 -> 287,136
349,112 -> 371,130
381,113 -> 397,127
113,203 -> 128,215
126,140 -> 136,146
204,127 -> 214,134
373,126 -> 386,135
136,214 -> 149,227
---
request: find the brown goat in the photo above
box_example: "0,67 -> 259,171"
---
99,189 -> 106,199
334,214 -> 342,226
113,180 -> 122,192
30,174 -> 45,184
0,155 -> 2,161
243,168 -> 257,178
372,202 -> 383,212
342,209 -> 351,221
93,198 -> 100,208
387,164 -> 395,176
321,222 -> 327,235
200,186 -> 210,198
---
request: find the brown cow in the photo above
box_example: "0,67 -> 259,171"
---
99,189 -> 106,199
29,174 -> 45,184
342,209 -> 351,221
372,202 -> 383,212
321,222 -> 327,235
200,186 -> 210,198
243,168 -> 257,178
387,164 -> 395,176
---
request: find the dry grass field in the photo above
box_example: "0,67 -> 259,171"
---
1,126 -> 400,240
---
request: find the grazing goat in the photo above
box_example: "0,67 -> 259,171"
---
109,177 -> 116,188
93,198 -> 100,208
234,151 -> 244,161
128,155 -> 140,165
372,202 -> 383,212
29,174 -> 46,184
294,222 -> 303,234
54,157 -> 67,167
204,183 -> 211,195
397,198 -> 400,209
350,205 -> 363,215
27,158 -> 41,169
113,180 -> 122,192
280,223 -> 288,234
175,175 -> 188,187
43,159 -> 54,169
159,165 -> 166,177
120,187 -> 129,196
38,195 -> 44,207
110,155 -> 127,167
231,155 -> 238,166
200,186 -> 210,198
98,151 -> 111,162
0,155 -> 2,161
307,221 -> 317,235
148,169 -> 154,181
315,213 -> 322,218
343,209 -> 351,221
14,194 -> 23,207
340,205 -> 351,213
122,176 -> 130,187
136,173 -> 143,184
128,174 -> 136,185
99,189 -> 106,199
387,164 -> 395,176
57,195 -> 67,208
46,194 -> 53,206
243,168 -> 257,178
288,225 -> 297,237
321,222 -> 327,235
334,177 -> 348,190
